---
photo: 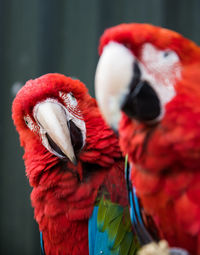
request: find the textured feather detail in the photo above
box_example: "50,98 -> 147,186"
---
97,197 -> 139,255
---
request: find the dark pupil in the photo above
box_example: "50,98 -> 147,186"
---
164,51 -> 170,57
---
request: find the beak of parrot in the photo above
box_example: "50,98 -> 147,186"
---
34,101 -> 77,165
95,41 -> 135,130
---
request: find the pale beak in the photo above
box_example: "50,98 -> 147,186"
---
95,41 -> 134,130
34,101 -> 77,164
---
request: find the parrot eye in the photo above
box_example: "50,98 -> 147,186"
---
24,115 -> 39,133
161,50 -> 179,64
24,118 -> 29,125
24,115 -> 31,126
163,51 -> 172,57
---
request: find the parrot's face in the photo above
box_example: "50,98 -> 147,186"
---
95,24 -> 200,130
12,74 -> 93,165
96,40 -> 181,129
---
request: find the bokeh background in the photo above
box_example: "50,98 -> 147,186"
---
1,0 -> 200,254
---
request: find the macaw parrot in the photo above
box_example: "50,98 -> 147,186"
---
95,23 -> 200,255
12,73 -> 138,255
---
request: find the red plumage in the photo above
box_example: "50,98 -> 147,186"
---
12,73 -> 127,255
98,23 -> 200,254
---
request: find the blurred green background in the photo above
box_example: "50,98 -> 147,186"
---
1,0 -> 200,254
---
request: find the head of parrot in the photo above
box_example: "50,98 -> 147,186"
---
95,23 -> 200,172
95,23 -> 200,130
12,74 -> 89,164
12,73 -> 121,185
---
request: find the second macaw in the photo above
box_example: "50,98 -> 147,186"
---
95,23 -> 200,255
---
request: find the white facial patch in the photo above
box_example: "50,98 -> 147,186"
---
141,43 -> 180,83
95,42 -> 135,129
140,43 -> 181,118
59,91 -> 78,109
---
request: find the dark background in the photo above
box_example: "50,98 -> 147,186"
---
1,0 -> 200,254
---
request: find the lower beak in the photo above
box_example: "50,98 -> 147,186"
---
34,101 -> 77,164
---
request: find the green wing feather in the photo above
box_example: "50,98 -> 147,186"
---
112,208 -> 131,249
97,197 -> 140,255
97,197 -> 123,232
107,212 -> 123,248
97,197 -> 107,231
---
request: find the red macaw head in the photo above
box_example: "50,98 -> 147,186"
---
95,23 -> 200,173
12,73 -> 121,186
12,73 -> 91,162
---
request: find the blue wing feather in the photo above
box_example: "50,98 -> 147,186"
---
125,156 -> 153,245
40,232 -> 45,255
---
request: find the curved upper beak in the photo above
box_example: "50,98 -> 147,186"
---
95,42 -> 135,130
34,101 -> 77,164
